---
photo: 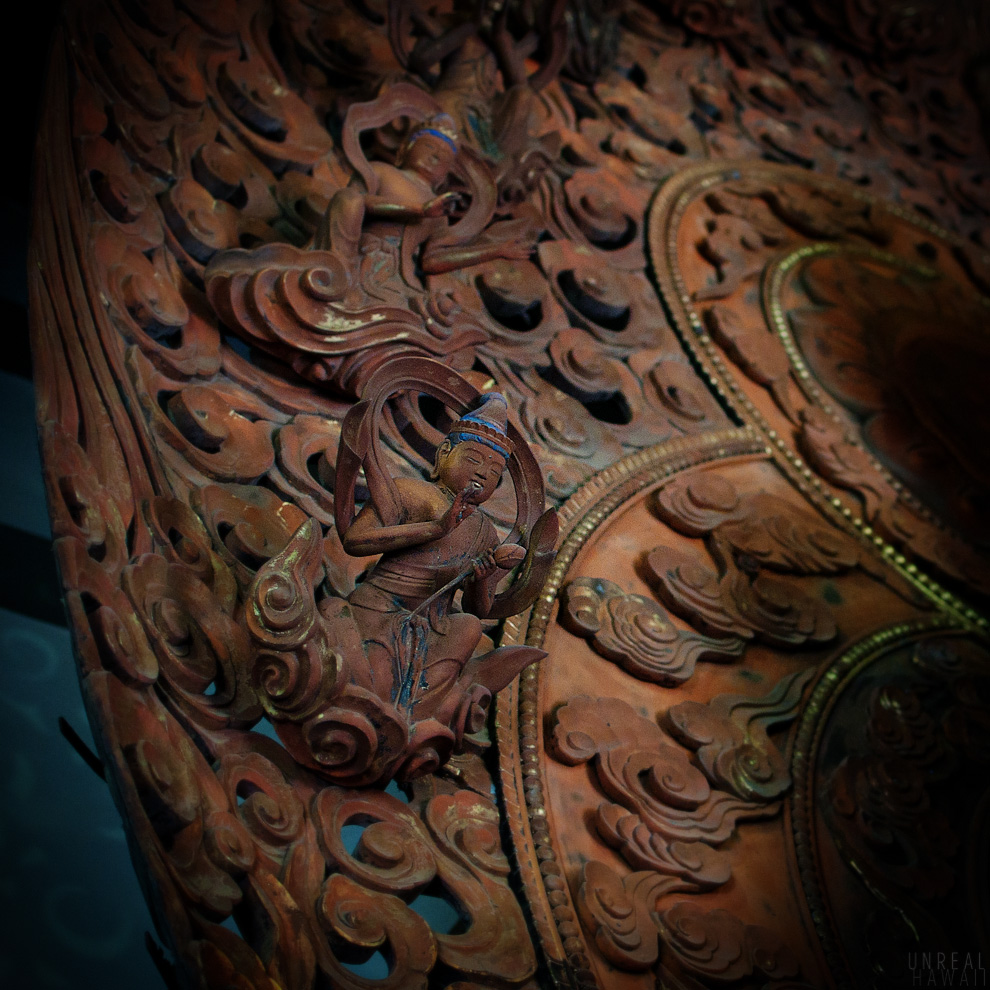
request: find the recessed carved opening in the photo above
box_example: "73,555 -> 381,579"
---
536,365 -> 633,424
557,270 -> 631,330
583,392 -> 632,424
627,62 -> 647,88
138,318 -> 183,349
417,393 -> 454,434
307,451 -> 332,490
475,276 -> 543,332
408,883 -> 463,935
235,780 -> 262,806
336,949 -> 390,980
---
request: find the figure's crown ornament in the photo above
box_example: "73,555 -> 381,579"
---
449,393 -> 513,457
406,112 -> 459,152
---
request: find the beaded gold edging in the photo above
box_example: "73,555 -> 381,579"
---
788,615 -> 965,988
496,427 -> 767,990
763,242 -> 946,529
646,160 -> 989,633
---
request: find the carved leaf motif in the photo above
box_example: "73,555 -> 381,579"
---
798,406 -> 889,521
318,874 -> 436,989
653,473 -> 861,575
577,862 -> 668,971
143,496 -> 238,613
314,785 -> 536,983
556,673 -> 814,973
551,695 -> 783,885
123,553 -> 261,727
194,484 -> 311,590
194,923 -> 285,990
424,791 -> 537,980
560,576 -> 745,684
595,802 -> 732,888
244,520 -> 340,701
694,213 -> 770,301
703,303 -> 799,422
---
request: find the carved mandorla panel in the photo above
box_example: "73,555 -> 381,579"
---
29,0 -> 990,988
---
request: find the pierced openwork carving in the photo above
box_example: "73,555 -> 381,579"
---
241,359 -> 559,787
29,0 -> 990,986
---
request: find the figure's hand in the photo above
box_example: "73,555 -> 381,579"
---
438,489 -> 475,535
424,192 -> 459,218
472,549 -> 498,581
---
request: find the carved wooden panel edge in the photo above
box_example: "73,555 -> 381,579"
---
787,615 -> 970,989
646,159 -> 990,632
496,426 -> 767,989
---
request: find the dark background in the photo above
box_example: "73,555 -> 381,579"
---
0,3 -> 162,986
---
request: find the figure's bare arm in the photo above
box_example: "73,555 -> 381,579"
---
364,191 -> 458,221
341,483 -> 474,557
363,197 -> 428,222
420,237 -> 532,274
341,504 -> 441,556
362,165 -> 457,221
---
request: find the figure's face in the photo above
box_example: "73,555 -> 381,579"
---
437,440 -> 506,504
403,133 -> 456,187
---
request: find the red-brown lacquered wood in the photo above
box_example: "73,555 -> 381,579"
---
29,0 -> 990,987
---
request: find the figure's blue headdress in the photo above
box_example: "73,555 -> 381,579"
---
406,113 -> 459,154
448,393 -> 512,458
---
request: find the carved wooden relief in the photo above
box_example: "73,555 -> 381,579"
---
649,160 -> 990,600
28,0 -> 989,987
498,444 -> 984,989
